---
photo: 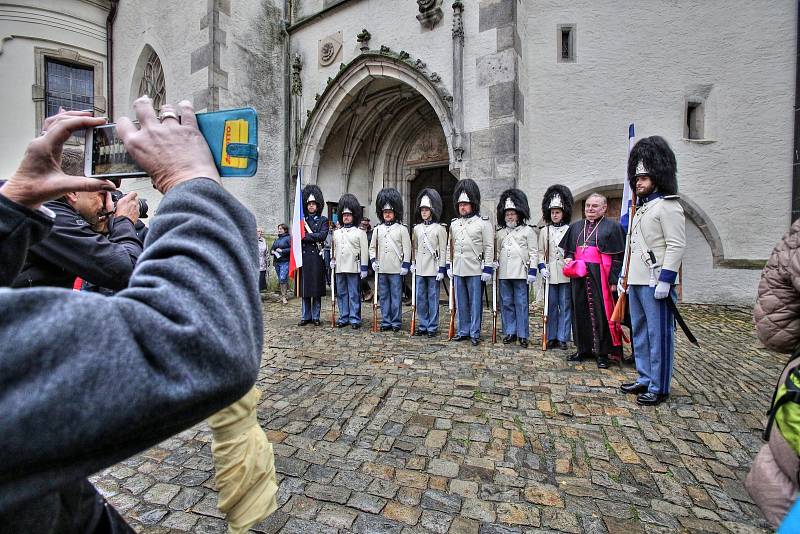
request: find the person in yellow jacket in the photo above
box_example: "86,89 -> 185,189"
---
619,136 -> 686,406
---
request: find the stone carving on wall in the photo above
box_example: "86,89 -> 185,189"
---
291,53 -> 302,95
356,28 -> 371,52
417,0 -> 443,30
406,122 -> 449,166
318,32 -> 342,67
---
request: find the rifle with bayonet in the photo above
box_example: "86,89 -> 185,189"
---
447,232 -> 456,340
542,225 -> 550,351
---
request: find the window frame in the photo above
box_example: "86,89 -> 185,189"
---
557,24 -> 577,63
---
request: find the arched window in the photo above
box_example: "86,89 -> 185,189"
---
137,49 -> 165,111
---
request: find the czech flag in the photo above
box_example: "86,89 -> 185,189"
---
620,123 -> 635,232
289,169 -> 304,279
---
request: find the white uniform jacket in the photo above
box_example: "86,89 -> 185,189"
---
449,215 -> 494,277
369,222 -> 412,275
537,224 -> 570,285
412,222 -> 448,277
333,226 -> 369,274
495,225 -> 538,280
623,194 -> 686,286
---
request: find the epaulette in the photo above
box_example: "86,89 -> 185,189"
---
451,217 -> 458,222
481,215 -> 489,221
663,195 -> 680,200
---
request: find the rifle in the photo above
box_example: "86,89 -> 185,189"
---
491,249 -> 497,344
372,230 -> 379,332
410,245 -> 417,335
330,229 -> 336,327
611,201 -> 637,323
447,233 -> 456,340
542,225 -> 550,351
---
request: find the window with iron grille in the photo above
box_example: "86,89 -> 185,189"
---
138,49 -> 166,112
557,24 -> 576,63
45,59 -> 94,117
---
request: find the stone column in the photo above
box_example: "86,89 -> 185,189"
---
452,1 -> 465,163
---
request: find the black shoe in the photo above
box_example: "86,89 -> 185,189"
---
380,325 -> 391,332
298,320 -> 310,326
636,392 -> 669,406
597,355 -> 609,369
567,352 -> 583,362
503,334 -> 517,344
313,320 -> 321,326
519,338 -> 528,348
336,322 -> 348,328
452,335 -> 469,342
470,338 -> 480,346
392,327 -> 401,332
620,382 -> 648,395
558,341 -> 569,350
427,331 -> 438,337
546,340 -> 557,349
351,323 -> 361,329
413,329 -> 425,336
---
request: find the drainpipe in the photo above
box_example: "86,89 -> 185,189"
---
793,0 -> 800,223
106,0 -> 119,120
283,0 -> 292,224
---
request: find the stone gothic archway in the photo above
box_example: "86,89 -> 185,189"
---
296,52 -> 456,215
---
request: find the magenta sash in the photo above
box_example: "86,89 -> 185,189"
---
574,246 -> 623,346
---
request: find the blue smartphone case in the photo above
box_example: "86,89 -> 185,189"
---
196,107 -> 259,177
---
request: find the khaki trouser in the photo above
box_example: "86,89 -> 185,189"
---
207,387 -> 278,534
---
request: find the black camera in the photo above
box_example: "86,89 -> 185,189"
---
110,190 -> 149,219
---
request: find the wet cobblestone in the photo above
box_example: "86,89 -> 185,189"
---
91,299 -> 780,532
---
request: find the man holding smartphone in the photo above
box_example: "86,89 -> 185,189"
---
11,147 -> 144,292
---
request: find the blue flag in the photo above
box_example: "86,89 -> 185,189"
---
620,123 -> 635,232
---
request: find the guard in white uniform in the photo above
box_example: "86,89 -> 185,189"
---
620,136 -> 686,407
538,185 -> 574,350
331,194 -> 369,329
412,188 -> 448,337
447,179 -> 494,346
369,187 -> 412,332
495,189 -> 538,347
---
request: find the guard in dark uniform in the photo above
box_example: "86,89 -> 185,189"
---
299,184 -> 328,326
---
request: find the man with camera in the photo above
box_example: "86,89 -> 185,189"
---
0,98 -> 263,532
11,147 -> 144,292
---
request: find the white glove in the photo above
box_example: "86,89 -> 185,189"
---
492,261 -> 500,270
275,248 -> 282,254
372,260 -> 379,271
527,274 -> 536,284
481,272 -> 492,283
654,280 -> 671,300
272,251 -> 280,258
410,264 -> 416,273
540,267 -> 549,281
447,265 -> 452,278
436,272 -> 444,282
400,267 -> 409,276
617,277 -> 627,294
360,271 -> 368,279
330,260 -> 336,269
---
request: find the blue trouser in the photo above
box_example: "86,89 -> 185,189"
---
336,273 -> 362,325
275,261 -> 289,283
301,297 -> 321,321
628,284 -> 676,395
455,275 -> 483,339
378,273 -> 402,328
500,279 -> 529,338
415,275 -> 440,332
547,282 -> 572,342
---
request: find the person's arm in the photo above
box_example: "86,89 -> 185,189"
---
401,225 -> 412,270
0,97 -> 260,512
658,201 -> 686,284
482,219 -> 494,274
25,204 -> 143,290
0,195 -> 54,286
527,227 -> 538,276
305,218 -> 328,243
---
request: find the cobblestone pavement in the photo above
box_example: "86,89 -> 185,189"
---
93,297 -> 783,533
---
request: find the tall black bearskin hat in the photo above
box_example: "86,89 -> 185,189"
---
627,136 -> 678,195
416,188 -> 443,223
453,178 -> 481,213
376,187 -> 404,222
302,184 -> 324,210
496,188 -> 531,227
541,184 -> 574,224
337,193 -> 363,225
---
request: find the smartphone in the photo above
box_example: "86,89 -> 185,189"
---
84,107 -> 259,179
84,123 -> 147,179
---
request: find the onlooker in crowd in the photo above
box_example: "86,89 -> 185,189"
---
11,148 -> 144,292
0,98 -> 264,533
271,223 -> 290,303
257,227 -> 268,292
746,218 -> 800,528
